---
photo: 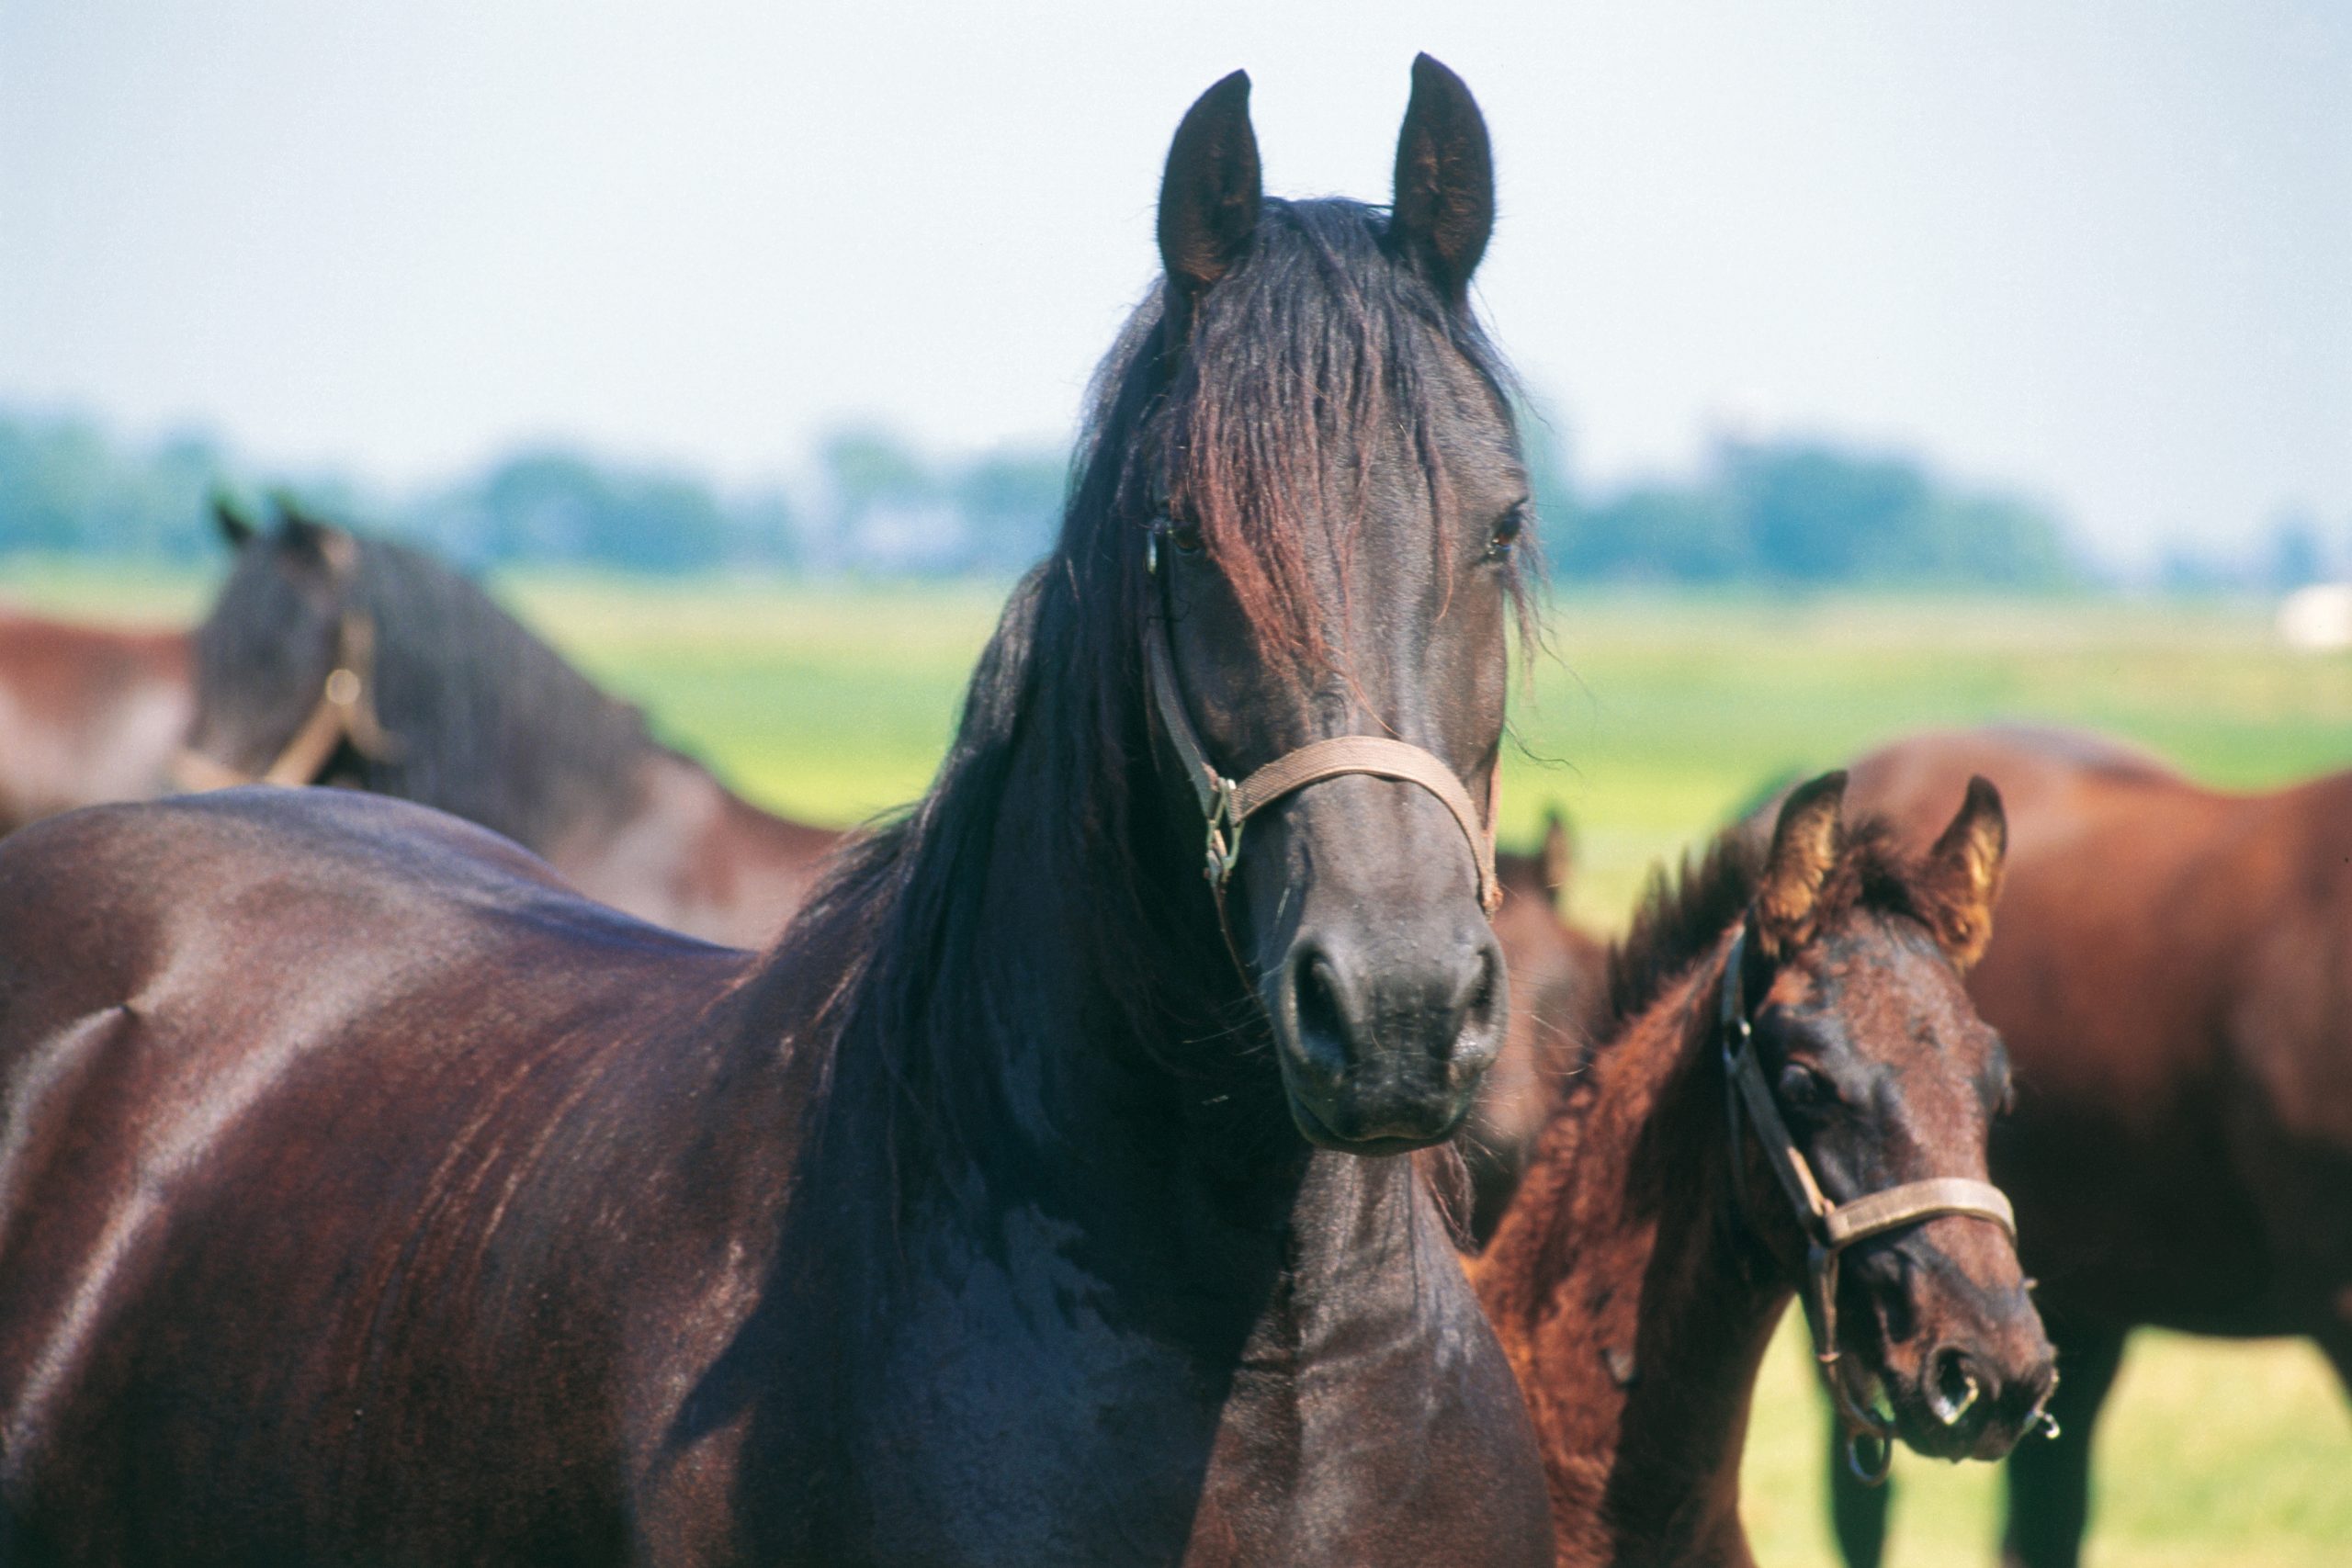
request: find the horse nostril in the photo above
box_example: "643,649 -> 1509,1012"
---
1290,948 -> 1351,1080
1461,946 -> 1499,1037
1928,1347 -> 1983,1429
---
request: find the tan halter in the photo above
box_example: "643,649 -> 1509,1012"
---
1716,924 -> 2019,1485
172,529 -> 401,793
1143,529 -> 1501,919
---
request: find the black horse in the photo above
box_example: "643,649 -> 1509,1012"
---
187,501 -> 840,947
0,60 -> 1552,1564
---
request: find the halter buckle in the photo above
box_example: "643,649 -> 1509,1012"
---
1203,773 -> 1243,885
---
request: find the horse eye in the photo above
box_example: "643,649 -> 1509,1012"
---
1168,520 -> 1205,557
1486,504 -> 1526,560
1777,1062 -> 1836,1111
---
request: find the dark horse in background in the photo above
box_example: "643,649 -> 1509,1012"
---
0,607 -> 189,835
1478,773 -> 2054,1565
186,498 -> 839,947
1821,726 -> 2352,1568
0,59 -> 1554,1564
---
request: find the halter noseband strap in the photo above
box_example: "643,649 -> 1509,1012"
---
1142,547 -> 1502,918
171,528 -> 401,793
1716,923 -> 2018,1484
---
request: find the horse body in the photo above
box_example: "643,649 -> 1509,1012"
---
0,610 -> 189,835
0,59 -> 1553,1564
0,788 -> 1533,1565
1476,777 -> 2055,1567
1827,725 -> 2352,1568
0,792 -> 766,1562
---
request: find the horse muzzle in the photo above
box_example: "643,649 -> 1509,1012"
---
1266,917 -> 1507,1154
1855,1235 -> 2057,1462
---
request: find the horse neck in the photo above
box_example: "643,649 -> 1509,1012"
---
1473,933 -> 1789,1568
795,584 -> 1448,1303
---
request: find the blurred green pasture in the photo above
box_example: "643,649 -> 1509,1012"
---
9,561 -> 2350,1565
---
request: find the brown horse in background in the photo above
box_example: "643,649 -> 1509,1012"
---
0,607 -> 189,835
1824,725 -> 2352,1568
1476,773 -> 2055,1567
1463,809 -> 1610,1243
0,59 -> 1555,1564
185,499 -> 839,948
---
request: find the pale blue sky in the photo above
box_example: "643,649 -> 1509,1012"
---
3,2 -> 2346,564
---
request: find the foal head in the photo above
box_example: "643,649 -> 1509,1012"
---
1132,58 -> 1527,1153
1733,773 -> 2055,1462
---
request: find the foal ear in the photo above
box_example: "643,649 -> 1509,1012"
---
210,491 -> 256,550
1923,774 -> 2007,969
1756,770 -> 1847,959
1389,53 -> 1494,305
1159,70 -> 1261,301
1540,807 -> 1575,906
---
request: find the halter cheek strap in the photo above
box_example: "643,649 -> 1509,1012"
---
171,529 -> 401,793
1142,545 -> 1502,917
1717,924 -> 2019,1485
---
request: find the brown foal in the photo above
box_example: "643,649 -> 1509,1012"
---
1474,773 -> 2056,1567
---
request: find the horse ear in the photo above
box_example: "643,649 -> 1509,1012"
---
1755,770 -> 1847,959
1923,775 -> 2007,969
267,493 -> 335,567
1539,807 -> 1574,905
211,491 -> 256,549
1158,71 -> 1261,302
1389,53 -> 1494,305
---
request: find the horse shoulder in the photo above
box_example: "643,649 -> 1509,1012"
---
0,791 -> 781,1559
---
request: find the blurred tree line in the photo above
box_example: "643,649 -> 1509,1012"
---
1521,417 -> 2081,590
0,411 -> 1068,577
0,401 -> 2241,592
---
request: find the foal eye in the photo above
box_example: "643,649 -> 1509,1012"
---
1485,504 -> 1527,560
1777,1063 -> 1836,1110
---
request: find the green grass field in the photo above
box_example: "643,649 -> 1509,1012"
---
10,562 -> 2351,1565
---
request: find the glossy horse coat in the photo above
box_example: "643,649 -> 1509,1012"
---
1475,774 -> 2054,1567
0,608 -> 188,836
189,502 -> 838,947
0,59 -> 1550,1565
1826,725 -> 2352,1568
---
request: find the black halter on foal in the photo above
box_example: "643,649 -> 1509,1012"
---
173,528 -> 401,793
1142,525 -> 1502,924
1716,924 -> 2020,1485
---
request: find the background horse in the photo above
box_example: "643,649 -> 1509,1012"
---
1476,772 -> 2054,1566
0,59 -> 1555,1563
0,606 -> 188,835
1461,809 -> 1608,1244
1817,725 -> 2352,1568
187,498 -> 839,947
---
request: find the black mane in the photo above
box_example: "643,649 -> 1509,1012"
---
340,537 -> 655,852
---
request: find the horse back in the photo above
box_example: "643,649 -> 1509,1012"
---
0,789 -> 781,1564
